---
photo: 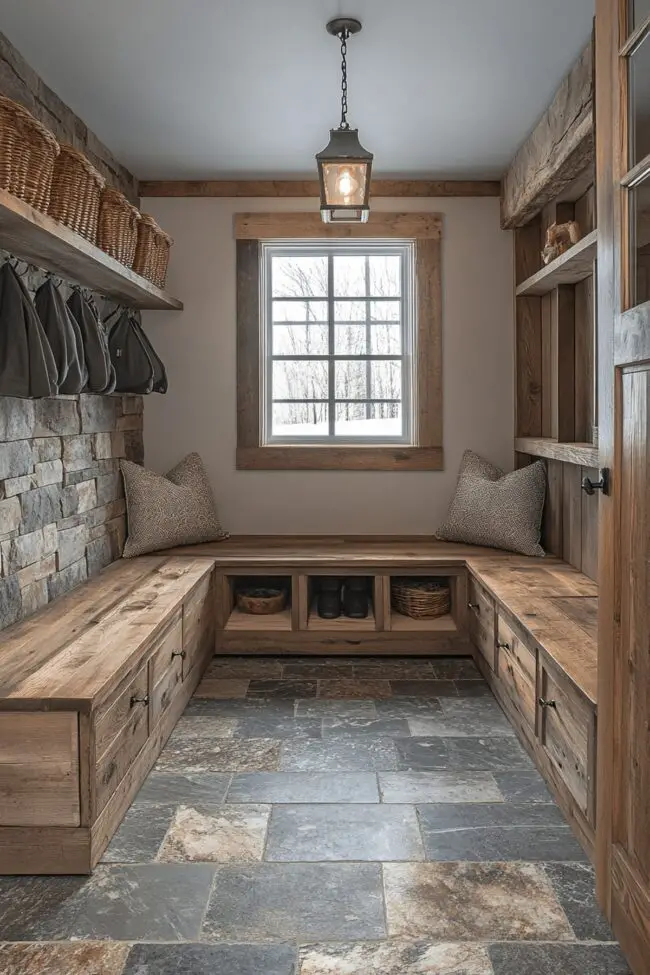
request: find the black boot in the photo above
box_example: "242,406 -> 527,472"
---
317,577 -> 342,619
342,577 -> 369,618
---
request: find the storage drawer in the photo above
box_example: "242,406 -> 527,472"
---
539,660 -> 595,823
183,574 -> 215,677
94,661 -> 149,815
496,614 -> 537,731
150,612 -> 184,726
467,575 -> 496,669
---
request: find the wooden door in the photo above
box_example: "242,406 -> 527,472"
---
596,1 -> 650,970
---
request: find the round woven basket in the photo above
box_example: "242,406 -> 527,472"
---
0,95 -> 59,211
392,578 -> 451,619
48,144 -> 105,242
236,588 -> 286,615
132,213 -> 173,288
97,187 -> 141,266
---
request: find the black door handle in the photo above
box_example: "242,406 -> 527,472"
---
581,468 -> 609,496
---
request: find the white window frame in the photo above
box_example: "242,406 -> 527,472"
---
260,239 -> 416,446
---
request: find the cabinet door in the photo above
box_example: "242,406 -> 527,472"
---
496,615 -> 537,732
150,612 -> 184,726
467,576 -> 496,669
183,574 -> 216,679
94,662 -> 150,815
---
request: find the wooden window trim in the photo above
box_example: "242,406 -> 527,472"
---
236,212 -> 443,471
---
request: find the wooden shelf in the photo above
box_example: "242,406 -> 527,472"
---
225,607 -> 292,631
390,611 -> 458,633
0,188 -> 183,310
515,437 -> 599,467
307,600 -> 376,631
516,230 -> 598,297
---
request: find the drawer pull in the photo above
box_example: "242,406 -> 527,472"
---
496,640 -> 510,650
171,650 -> 187,660
538,698 -> 557,709
468,602 -> 480,613
130,694 -> 149,708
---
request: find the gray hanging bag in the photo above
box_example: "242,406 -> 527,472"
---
131,318 -> 168,393
108,310 -> 154,394
34,279 -> 86,394
0,263 -> 57,398
67,289 -> 114,393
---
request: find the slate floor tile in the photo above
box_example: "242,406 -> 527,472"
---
102,801 -> 176,863
383,861 -> 574,941
321,716 -> 410,737
156,737 -> 281,773
194,678 -> 250,699
248,679 -> 318,699
493,769 -> 555,803
351,660 -> 435,679
375,697 -> 443,719
417,803 -> 586,861
542,861 -> 615,940
123,942 -> 298,975
186,698 -> 296,718
318,679 -> 393,699
283,661 -> 354,678
390,679 -> 458,697
430,658 -> 483,680
281,737 -> 398,772
488,943 -> 631,974
203,863 -> 385,942
134,771 -> 231,805
294,699 -> 377,718
266,804 -> 424,861
157,804 -> 270,863
298,941 -> 492,975
0,865 -> 215,942
227,771 -> 380,803
378,771 -> 503,804
204,657 -> 284,679
396,737 -> 533,771
455,679 -> 493,696
0,942 -> 130,975
408,708 -> 515,737
235,714 -> 322,739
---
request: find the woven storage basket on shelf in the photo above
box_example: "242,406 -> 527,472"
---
392,578 -> 451,619
97,187 -> 141,266
0,96 -> 59,212
236,587 -> 286,615
48,144 -> 105,242
132,213 -> 173,288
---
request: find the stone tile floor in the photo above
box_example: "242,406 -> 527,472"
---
0,656 -> 631,974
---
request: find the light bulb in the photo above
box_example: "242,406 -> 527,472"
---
336,167 -> 359,202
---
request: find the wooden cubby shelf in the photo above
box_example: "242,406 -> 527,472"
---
389,611 -> 457,632
225,607 -> 292,631
0,188 -> 183,311
516,229 -> 598,297
515,437 -> 599,467
307,600 -> 376,631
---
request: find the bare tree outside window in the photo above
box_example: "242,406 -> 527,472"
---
264,243 -> 414,444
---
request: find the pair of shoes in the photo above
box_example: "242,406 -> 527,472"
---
317,578 -> 369,619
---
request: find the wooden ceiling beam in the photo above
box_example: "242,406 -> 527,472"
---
139,178 -> 501,198
501,40 -> 595,230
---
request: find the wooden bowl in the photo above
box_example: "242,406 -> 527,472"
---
236,587 -> 286,615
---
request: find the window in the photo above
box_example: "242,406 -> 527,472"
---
262,242 -> 415,445
235,211 -> 443,471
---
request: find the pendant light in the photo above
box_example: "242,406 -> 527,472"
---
316,17 -> 373,223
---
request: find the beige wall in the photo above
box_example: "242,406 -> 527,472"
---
141,196 -> 514,535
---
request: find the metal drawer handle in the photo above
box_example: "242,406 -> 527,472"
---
130,694 -> 149,708
468,602 -> 480,613
496,640 -> 510,650
538,698 -> 557,709
171,650 -> 187,660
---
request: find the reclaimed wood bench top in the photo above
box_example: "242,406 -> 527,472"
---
0,556 -> 215,712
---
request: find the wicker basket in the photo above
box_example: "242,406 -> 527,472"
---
236,587 -> 286,615
0,96 -> 59,211
97,187 -> 141,266
48,144 -> 105,242
132,213 -> 173,288
392,578 -> 451,619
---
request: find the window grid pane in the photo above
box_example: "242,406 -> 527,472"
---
264,244 -> 413,444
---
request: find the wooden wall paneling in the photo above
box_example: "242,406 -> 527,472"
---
575,274 -> 596,442
516,297 -> 543,437
501,41 -> 594,228
541,293 -> 554,437
575,185 -> 597,234
580,468 -> 600,582
562,462 -> 584,570
556,285 -> 577,442
515,218 -> 543,284
543,458 -> 565,557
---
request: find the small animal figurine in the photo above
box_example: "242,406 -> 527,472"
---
541,220 -> 582,265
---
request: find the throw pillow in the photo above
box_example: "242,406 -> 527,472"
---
121,452 -> 229,557
436,449 -> 546,557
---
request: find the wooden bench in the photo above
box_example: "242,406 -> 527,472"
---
0,555 -> 216,874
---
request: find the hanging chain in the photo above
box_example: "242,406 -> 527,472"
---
339,29 -> 349,129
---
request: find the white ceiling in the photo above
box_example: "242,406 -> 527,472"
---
0,0 -> 594,180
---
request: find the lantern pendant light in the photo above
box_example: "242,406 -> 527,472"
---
316,17 -> 373,223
